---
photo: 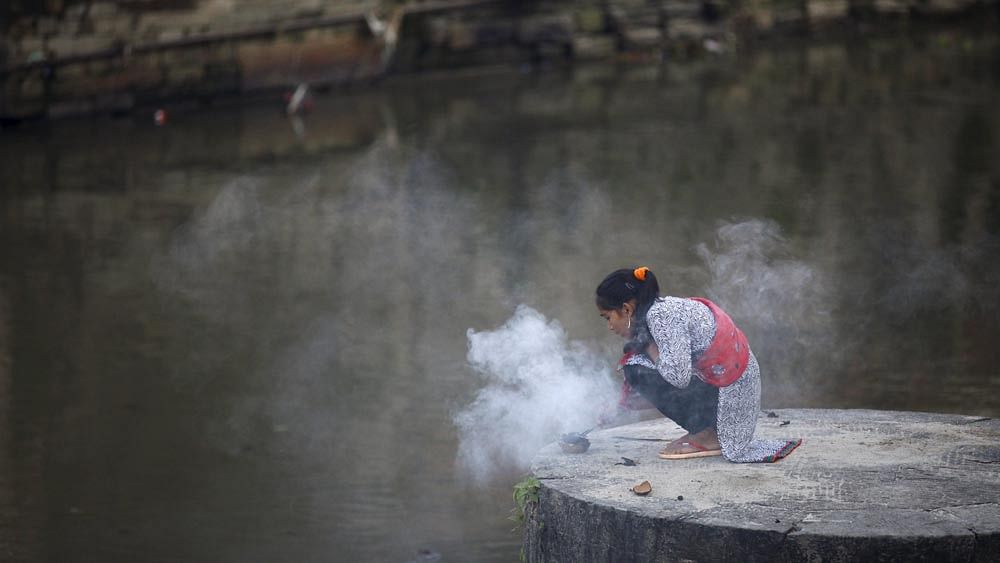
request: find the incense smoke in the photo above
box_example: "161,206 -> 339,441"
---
455,305 -> 617,483
695,219 -> 834,405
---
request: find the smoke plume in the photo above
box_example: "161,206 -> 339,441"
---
454,305 -> 617,483
695,219 -> 835,405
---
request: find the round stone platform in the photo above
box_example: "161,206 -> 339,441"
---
523,409 -> 999,562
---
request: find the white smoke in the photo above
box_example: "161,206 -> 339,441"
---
695,218 -> 835,405
696,219 -> 827,330
454,305 -> 618,483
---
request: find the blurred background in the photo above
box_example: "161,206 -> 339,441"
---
1,1 -> 999,562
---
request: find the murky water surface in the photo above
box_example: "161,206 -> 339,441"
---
1,32 -> 999,562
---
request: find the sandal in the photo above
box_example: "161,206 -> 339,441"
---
658,438 -> 722,460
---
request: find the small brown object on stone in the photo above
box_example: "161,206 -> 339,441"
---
630,480 -> 652,496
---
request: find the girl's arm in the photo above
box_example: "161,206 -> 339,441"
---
645,301 -> 694,388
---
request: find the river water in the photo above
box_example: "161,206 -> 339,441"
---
1,31 -> 998,562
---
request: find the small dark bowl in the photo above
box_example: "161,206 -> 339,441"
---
559,433 -> 591,454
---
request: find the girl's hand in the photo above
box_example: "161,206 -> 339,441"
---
645,341 -> 659,362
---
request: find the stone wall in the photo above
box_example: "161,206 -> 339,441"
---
1,0 -> 385,119
0,0 -> 995,121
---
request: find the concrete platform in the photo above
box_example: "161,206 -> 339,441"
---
524,409 -> 1000,562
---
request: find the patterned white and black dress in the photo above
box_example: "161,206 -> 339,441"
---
624,296 -> 800,463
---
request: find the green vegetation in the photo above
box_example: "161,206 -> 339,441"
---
510,475 -> 541,530
512,475 -> 542,561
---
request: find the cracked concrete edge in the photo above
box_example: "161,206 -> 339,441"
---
524,483 -> 998,562
524,409 -> 1000,562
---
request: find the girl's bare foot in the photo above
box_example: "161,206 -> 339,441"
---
658,427 -> 722,459
689,427 -> 721,450
663,432 -> 691,451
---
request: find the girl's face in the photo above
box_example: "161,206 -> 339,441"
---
598,304 -> 633,339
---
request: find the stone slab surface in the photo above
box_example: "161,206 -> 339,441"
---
525,409 -> 1000,562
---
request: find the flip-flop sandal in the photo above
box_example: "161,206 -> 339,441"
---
658,438 -> 723,460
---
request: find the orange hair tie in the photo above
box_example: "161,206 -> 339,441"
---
633,266 -> 649,281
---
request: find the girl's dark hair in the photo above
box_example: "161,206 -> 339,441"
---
595,267 -> 661,353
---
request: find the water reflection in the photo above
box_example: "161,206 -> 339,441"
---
1,32 -> 998,562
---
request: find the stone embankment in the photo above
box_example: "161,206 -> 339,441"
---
1,0 -> 995,121
524,409 -> 999,562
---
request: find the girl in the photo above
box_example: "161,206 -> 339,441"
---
596,266 -> 800,462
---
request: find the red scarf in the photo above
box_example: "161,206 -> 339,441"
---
689,297 -> 749,388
